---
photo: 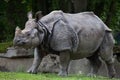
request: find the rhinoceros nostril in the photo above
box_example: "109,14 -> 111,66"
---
15,39 -> 26,45
17,40 -> 20,43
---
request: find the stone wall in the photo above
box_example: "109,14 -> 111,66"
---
0,57 -> 120,78
0,58 -> 33,72
0,47 -> 120,78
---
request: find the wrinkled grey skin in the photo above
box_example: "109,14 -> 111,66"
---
13,10 -> 116,78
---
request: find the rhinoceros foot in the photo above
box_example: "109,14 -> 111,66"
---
58,71 -> 67,76
27,66 -> 37,74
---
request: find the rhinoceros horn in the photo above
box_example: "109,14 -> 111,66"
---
15,26 -> 21,35
27,11 -> 33,20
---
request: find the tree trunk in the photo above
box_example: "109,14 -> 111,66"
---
72,0 -> 88,12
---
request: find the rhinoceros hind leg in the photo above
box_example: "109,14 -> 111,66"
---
99,33 -> 116,78
87,53 -> 102,77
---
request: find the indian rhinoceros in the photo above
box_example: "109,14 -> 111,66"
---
13,10 -> 116,78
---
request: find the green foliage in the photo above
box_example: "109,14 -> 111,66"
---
0,20 -> 10,42
0,72 -> 119,80
0,0 -> 120,43
114,1 -> 120,32
88,0 -> 119,29
0,0 -> 32,42
51,0 -> 60,10
0,41 -> 12,53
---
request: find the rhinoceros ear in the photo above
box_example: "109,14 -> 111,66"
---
27,11 -> 33,20
15,26 -> 21,34
35,11 -> 43,22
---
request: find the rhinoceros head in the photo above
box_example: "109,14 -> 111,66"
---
13,11 -> 44,48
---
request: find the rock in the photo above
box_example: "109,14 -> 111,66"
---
0,46 -> 120,77
0,55 -> 120,78
68,58 -> 91,75
0,58 -> 33,72
39,54 -> 60,73
114,46 -> 120,53
0,47 -> 33,58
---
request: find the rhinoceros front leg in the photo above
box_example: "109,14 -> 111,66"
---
27,47 -> 42,74
58,50 -> 70,76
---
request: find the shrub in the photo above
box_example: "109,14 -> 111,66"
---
0,41 -> 13,53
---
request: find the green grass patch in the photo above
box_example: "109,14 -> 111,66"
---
0,41 -> 13,53
0,72 -> 119,80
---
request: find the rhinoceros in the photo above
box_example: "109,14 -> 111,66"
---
13,10 -> 116,78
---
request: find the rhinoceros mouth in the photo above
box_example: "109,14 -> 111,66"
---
13,41 -> 32,49
14,44 -> 33,49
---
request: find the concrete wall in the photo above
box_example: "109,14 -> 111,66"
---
68,58 -> 120,78
0,57 -> 120,78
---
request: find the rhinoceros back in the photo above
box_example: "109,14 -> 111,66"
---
63,12 -> 112,55
41,11 -> 112,55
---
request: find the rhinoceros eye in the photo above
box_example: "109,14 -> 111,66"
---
25,32 -> 31,36
27,33 -> 31,36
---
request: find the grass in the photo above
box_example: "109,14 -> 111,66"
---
0,72 -> 119,80
0,41 -> 13,53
